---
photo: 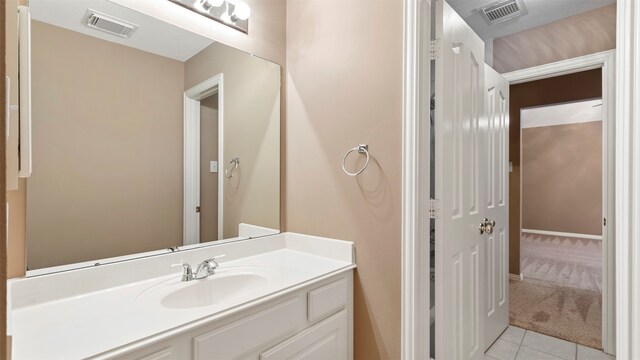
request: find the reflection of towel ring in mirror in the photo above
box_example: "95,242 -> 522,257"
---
224,157 -> 240,178
342,144 -> 370,176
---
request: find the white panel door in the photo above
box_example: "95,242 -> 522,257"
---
434,2 -> 486,359
483,65 -> 510,349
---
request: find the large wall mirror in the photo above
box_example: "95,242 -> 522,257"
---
26,0 -> 280,273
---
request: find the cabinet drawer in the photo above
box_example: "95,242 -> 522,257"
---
193,297 -> 304,359
307,278 -> 347,322
260,310 -> 348,360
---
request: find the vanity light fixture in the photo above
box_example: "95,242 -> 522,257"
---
169,0 -> 250,34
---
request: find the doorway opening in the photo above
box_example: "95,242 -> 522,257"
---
183,73 -> 225,246
400,1 -> 620,359
499,53 -> 617,357
513,95 -> 605,349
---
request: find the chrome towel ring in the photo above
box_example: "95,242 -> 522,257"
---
224,157 -> 240,178
342,144 -> 370,176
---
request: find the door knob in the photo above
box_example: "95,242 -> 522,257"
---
479,218 -> 495,235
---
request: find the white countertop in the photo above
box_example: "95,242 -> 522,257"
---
9,233 -> 355,359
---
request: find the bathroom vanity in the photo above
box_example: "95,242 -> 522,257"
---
8,233 -> 355,359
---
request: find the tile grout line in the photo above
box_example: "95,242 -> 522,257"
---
512,329 -> 527,360
489,326 -> 612,360
517,344 -> 572,360
520,329 -> 577,360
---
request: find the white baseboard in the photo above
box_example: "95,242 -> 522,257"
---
509,273 -> 523,281
521,229 -> 603,241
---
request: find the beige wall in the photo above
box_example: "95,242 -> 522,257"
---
7,181 -> 25,278
200,96 -> 219,242
185,43 -> 281,239
286,0 -> 403,358
26,21 -> 185,269
522,121 -> 603,235
493,4 -> 616,73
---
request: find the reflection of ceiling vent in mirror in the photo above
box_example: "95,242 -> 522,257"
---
482,0 -> 524,24
83,9 -> 139,38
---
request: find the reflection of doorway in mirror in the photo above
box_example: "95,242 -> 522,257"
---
183,73 -> 224,247
200,95 -> 219,243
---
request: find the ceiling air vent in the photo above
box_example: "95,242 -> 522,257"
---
481,0 -> 523,24
83,9 -> 139,38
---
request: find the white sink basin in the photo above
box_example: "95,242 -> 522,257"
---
137,267 -> 273,310
162,272 -> 269,309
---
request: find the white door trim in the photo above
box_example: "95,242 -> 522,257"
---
503,50 -> 616,354
614,1 -> 640,358
400,0 -> 430,358
502,50 -> 615,84
183,73 -> 224,246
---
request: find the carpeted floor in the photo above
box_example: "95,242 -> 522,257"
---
520,233 -> 602,293
513,233 -> 603,349
509,278 -> 602,349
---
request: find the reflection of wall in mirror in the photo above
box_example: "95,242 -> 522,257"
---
185,42 -> 280,239
8,0 -> 286,279
26,20 -> 185,270
26,20 -> 280,270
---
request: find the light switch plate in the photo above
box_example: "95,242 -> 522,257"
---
210,161 -> 218,173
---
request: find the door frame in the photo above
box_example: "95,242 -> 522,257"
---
400,0 -> 640,356
183,73 -> 225,246
400,0 -> 431,358
502,50 -> 615,354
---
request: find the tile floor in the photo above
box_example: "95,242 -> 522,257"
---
485,326 -> 614,360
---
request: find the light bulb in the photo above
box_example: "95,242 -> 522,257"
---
232,1 -> 251,21
208,0 -> 225,7
220,12 -> 234,24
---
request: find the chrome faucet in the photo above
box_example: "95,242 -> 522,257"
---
173,255 -> 225,282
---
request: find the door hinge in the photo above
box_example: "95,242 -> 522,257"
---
430,39 -> 441,60
429,198 -> 441,219
196,206 -> 201,213
603,217 -> 607,226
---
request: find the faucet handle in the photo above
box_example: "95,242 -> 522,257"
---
171,263 -> 193,282
205,255 -> 226,275
209,254 -> 226,267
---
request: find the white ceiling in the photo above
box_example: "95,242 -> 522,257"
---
447,0 -> 616,40
521,99 -> 602,129
30,0 -> 214,62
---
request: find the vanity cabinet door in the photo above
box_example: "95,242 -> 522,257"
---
259,310 -> 348,360
193,297 -> 305,360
